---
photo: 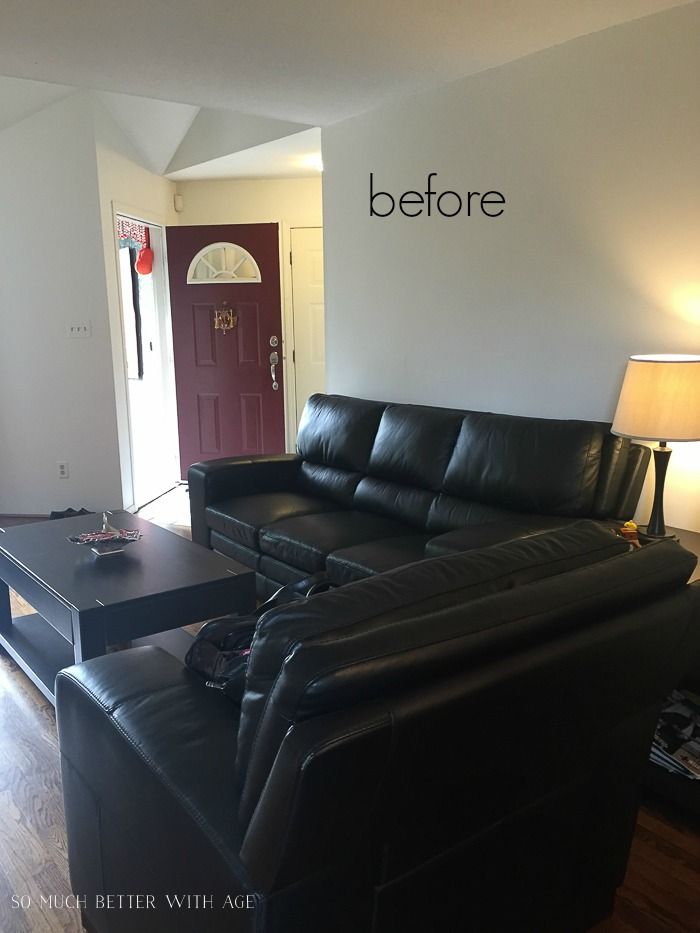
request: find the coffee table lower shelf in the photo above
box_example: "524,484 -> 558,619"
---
0,613 -> 75,704
0,613 -> 201,706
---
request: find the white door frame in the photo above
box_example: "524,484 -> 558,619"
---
281,223 -> 324,451
108,201 -> 180,511
279,220 -> 299,452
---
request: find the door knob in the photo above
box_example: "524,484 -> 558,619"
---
269,351 -> 279,390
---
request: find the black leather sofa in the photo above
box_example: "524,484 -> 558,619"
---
189,394 -> 650,598
57,523 -> 700,933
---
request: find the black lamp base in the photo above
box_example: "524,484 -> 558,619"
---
646,444 -> 672,538
642,526 -> 676,540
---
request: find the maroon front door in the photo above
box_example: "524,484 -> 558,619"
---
166,223 -> 285,477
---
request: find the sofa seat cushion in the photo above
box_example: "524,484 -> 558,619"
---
327,535 -> 432,586
426,517 -> 579,557
259,554 -> 313,587
206,492 -> 335,550
210,531 -> 260,571
258,511 -> 412,573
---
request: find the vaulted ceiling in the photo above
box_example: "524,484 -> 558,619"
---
0,0 -> 690,125
0,1 -> 692,178
0,74 -> 319,179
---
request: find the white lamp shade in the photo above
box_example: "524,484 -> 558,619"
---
612,355 -> 700,442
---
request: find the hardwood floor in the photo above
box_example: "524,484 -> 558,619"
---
0,494 -> 699,931
0,653 -> 82,933
594,804 -> 700,933
0,516 -> 48,529
136,484 -> 191,538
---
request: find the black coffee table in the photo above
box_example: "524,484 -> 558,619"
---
0,511 -> 255,704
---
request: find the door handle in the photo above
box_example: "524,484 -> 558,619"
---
269,351 -> 279,390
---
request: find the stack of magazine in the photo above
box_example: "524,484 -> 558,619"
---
650,688 -> 700,780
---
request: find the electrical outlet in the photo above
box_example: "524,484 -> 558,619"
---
57,462 -> 69,479
67,322 -> 91,338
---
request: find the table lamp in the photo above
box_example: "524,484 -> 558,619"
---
612,355 -> 700,536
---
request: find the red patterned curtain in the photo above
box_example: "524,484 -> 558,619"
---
116,217 -> 148,249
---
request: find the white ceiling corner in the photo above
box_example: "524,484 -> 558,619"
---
0,74 -> 73,132
96,91 -> 200,174
164,108 -> 312,175
166,126 -> 322,180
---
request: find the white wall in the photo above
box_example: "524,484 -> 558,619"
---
0,111 -> 321,513
92,97 -> 179,508
0,93 -> 123,514
322,3 -> 700,531
174,176 -> 321,226
175,176 -> 323,448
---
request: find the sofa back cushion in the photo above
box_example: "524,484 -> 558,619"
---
442,412 -> 608,516
235,521 -> 632,823
295,395 -> 635,525
366,404 -> 462,489
297,394 -> 384,472
239,543 -> 698,899
237,535 -> 695,828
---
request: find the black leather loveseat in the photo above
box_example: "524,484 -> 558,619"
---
57,523 -> 700,933
189,394 -> 650,597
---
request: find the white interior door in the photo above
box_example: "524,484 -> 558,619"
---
291,227 -> 325,425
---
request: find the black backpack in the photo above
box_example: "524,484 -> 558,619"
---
185,573 -> 332,704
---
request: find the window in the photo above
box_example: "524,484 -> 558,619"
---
186,242 -> 261,284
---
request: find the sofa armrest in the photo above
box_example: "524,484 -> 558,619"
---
613,443 -> 651,521
240,707 -> 392,898
56,648 -> 258,932
188,454 -> 302,547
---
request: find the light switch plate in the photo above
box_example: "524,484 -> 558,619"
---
67,322 -> 92,338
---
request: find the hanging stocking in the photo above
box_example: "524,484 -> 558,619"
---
135,227 -> 154,275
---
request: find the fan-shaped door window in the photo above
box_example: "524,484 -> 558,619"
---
186,242 -> 262,284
